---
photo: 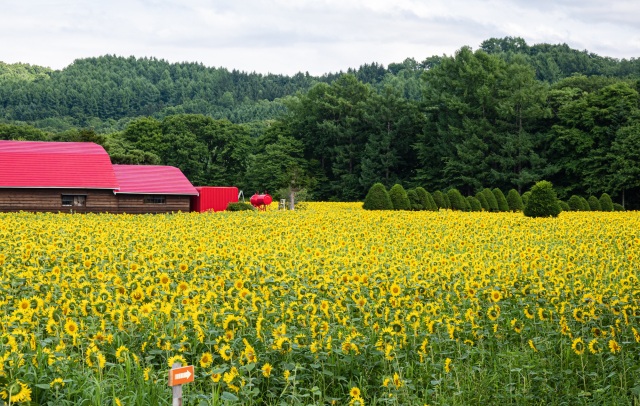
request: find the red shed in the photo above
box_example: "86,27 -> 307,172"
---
191,186 -> 238,212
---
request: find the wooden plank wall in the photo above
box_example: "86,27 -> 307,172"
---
116,195 -> 191,214
0,189 -> 192,214
0,189 -> 118,213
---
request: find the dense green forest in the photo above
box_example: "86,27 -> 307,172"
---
1,37 -> 640,207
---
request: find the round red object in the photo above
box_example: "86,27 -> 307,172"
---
250,194 -> 272,207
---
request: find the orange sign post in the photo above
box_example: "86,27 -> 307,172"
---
169,363 -> 194,406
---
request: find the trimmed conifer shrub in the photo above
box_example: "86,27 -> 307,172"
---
432,191 -> 445,209
467,196 -> 483,211
493,188 -> 509,212
579,197 -> 590,211
506,189 -> 524,212
482,188 -> 499,211
567,195 -> 582,211
362,183 -> 393,210
447,188 -> 466,211
476,192 -> 489,211
522,191 -> 531,206
613,203 -> 625,211
389,184 -> 411,210
523,181 -> 561,218
587,196 -> 601,211
599,193 -> 614,211
407,189 -> 422,210
425,192 -> 438,211
226,202 -> 257,211
415,187 -> 429,211
559,200 -> 570,212
442,193 -> 452,209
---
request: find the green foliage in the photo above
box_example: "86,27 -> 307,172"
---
407,189 -> 422,210
523,180 -> 561,218
424,191 -> 438,211
442,193 -> 451,209
599,193 -> 614,211
613,203 -> 625,211
522,191 -> 531,206
587,196 -> 602,211
362,183 -> 393,210
226,202 -> 257,211
432,191 -> 446,209
559,200 -> 570,212
476,192 -> 489,211
567,195 -> 583,211
388,184 -> 411,210
492,188 -> 509,211
467,196 -> 483,211
482,188 -> 499,211
506,189 -> 524,211
579,197 -> 591,211
447,188 -> 467,211
414,187 -> 429,211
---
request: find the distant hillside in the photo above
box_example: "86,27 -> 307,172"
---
1,37 -> 638,133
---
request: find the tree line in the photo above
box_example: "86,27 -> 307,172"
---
1,37 -> 639,207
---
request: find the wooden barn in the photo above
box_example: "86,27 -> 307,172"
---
0,140 -> 198,214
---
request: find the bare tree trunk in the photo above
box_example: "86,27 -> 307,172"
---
290,190 -> 295,210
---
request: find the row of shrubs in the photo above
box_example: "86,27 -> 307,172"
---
363,182 -> 624,212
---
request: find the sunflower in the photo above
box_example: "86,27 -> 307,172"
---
608,339 -> 621,354
444,358 -> 452,373
0,380 -> 31,403
199,352 -> 213,368
219,344 -> 233,361
261,363 -> 272,378
167,354 -> 188,368
588,339 -> 600,354
64,319 -> 79,336
571,337 -> 585,355
49,377 -> 65,390
349,386 -> 361,398
487,305 -> 500,321
490,290 -> 502,302
389,283 -> 401,297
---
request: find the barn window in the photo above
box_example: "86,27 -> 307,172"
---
144,195 -> 166,204
61,195 -> 86,206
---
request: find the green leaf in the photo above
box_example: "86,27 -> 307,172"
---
221,391 -> 239,401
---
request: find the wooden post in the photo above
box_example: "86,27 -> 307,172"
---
172,363 -> 183,406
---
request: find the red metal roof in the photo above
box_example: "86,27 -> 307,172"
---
0,140 -> 119,189
113,165 -> 198,195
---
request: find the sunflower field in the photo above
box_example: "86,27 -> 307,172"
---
1,203 -> 640,405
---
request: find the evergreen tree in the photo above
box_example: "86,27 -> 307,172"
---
587,196 -> 602,211
362,183 -> 393,210
567,195 -> 583,211
482,188 -> 499,211
506,189 -> 524,211
415,187 -> 429,211
424,191 -> 438,211
432,191 -> 446,209
476,192 -> 490,211
447,188 -> 467,211
467,196 -> 483,211
407,189 -> 422,210
389,184 -> 411,210
492,188 -> 510,211
579,197 -> 590,211
599,193 -> 614,211
523,180 -> 561,218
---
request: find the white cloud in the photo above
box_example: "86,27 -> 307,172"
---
1,0 -> 639,75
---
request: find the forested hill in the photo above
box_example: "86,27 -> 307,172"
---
1,37 -> 640,207
1,36 -> 639,131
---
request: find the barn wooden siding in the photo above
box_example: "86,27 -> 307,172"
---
0,189 -> 191,214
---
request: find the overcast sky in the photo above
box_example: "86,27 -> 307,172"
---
2,0 -> 639,76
